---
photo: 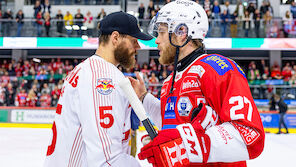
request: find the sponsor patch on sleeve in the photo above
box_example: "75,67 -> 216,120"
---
200,54 -> 233,75
232,122 -> 260,145
96,78 -> 114,95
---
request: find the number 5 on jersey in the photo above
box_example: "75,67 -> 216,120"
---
99,106 -> 114,128
229,96 -> 253,122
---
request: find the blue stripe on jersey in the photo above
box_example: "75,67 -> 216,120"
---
162,124 -> 177,130
200,54 -> 234,75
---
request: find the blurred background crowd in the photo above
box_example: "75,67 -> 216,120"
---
0,57 -> 296,107
0,0 -> 295,37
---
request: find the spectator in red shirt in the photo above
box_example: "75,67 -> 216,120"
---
40,92 -> 51,107
52,58 -> 63,73
64,60 -> 73,74
282,62 -> 292,83
148,72 -> 159,97
271,63 -> 282,79
1,71 -> 10,87
16,88 -> 27,107
26,89 -> 38,107
14,63 -> 23,77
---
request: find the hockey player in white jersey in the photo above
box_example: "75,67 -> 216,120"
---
44,11 -> 152,167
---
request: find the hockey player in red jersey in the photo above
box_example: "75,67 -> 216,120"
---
129,0 -> 265,166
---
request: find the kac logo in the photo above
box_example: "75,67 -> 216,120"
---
177,97 -> 192,116
96,78 -> 114,95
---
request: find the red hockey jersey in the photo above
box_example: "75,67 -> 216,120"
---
155,52 -> 265,166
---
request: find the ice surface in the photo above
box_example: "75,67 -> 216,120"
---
0,128 -> 295,167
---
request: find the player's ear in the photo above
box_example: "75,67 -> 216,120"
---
111,31 -> 120,46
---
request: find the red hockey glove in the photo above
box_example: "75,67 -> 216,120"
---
138,103 -> 212,167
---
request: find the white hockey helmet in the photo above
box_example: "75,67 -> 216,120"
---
148,0 -> 208,41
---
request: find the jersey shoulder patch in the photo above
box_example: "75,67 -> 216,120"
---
200,54 -> 233,75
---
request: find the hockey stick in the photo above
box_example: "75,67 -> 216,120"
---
118,77 -> 158,140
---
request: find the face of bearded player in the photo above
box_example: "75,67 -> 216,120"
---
114,36 -> 140,69
155,24 -> 176,65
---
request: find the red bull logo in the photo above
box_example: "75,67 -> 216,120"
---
96,78 -> 114,95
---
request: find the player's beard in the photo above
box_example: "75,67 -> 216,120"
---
114,41 -> 136,69
158,43 -> 176,65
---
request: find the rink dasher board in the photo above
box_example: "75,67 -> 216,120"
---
0,123 -> 295,134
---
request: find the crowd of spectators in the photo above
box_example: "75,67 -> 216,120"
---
0,0 -> 296,37
0,57 -> 296,107
0,0 -> 107,37
247,60 -> 296,85
0,58 -> 80,107
137,0 -> 296,38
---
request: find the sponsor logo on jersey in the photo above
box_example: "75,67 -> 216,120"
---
164,96 -> 177,119
180,76 -> 200,95
216,125 -> 233,144
232,122 -> 260,145
96,78 -> 114,95
177,97 -> 193,116
200,54 -> 234,75
188,65 -> 205,78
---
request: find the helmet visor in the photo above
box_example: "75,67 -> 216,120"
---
148,16 -> 168,38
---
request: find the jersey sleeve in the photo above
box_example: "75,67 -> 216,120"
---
76,62 -> 140,166
197,55 -> 265,162
143,93 -> 162,129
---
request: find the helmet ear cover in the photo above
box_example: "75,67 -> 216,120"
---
174,23 -> 189,37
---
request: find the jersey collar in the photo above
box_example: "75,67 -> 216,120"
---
176,48 -> 205,72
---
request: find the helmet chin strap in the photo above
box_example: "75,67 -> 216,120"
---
168,34 -> 191,94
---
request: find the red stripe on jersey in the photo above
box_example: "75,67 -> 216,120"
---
90,58 -> 110,161
68,126 -> 81,167
97,59 -> 112,156
94,58 -> 111,160
72,133 -> 83,167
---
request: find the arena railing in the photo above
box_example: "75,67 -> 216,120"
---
0,18 -> 295,38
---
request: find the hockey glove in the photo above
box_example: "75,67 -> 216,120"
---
138,103 -> 213,167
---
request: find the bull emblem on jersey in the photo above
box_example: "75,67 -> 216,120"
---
96,78 -> 114,95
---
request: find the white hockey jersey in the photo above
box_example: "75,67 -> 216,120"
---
44,55 -> 140,167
